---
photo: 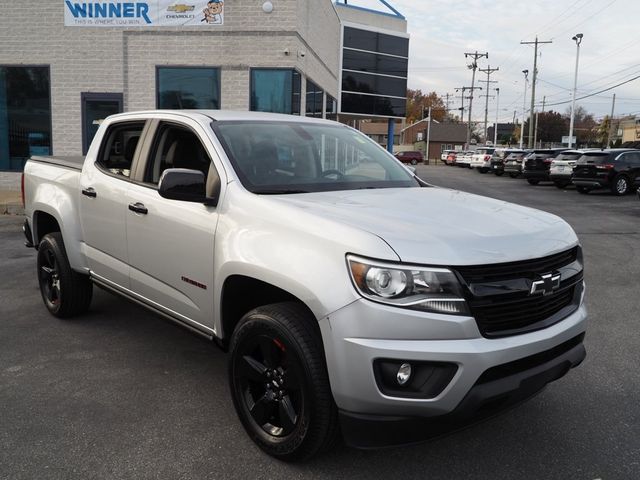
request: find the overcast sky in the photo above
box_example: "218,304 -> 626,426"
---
362,0 -> 640,123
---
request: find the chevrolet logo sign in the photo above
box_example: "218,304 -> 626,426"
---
530,273 -> 561,296
167,4 -> 195,13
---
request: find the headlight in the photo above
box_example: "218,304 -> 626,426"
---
347,255 -> 470,315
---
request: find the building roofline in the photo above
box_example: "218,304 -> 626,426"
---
334,0 -> 405,20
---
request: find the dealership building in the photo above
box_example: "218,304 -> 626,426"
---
0,0 -> 409,171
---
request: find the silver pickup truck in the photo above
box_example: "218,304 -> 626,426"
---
22,110 -> 587,461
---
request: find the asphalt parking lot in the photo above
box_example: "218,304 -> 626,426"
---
1,165 -> 639,479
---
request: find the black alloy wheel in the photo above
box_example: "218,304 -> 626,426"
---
37,232 -> 92,318
229,303 -> 338,461
39,246 -> 61,310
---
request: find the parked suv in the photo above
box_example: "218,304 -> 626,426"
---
549,150 -> 584,189
503,150 -> 528,178
445,151 -> 458,166
470,147 -> 496,173
395,151 -> 424,165
572,149 -> 640,195
456,150 -> 475,169
490,149 -> 524,177
522,149 -> 569,185
440,149 -> 456,163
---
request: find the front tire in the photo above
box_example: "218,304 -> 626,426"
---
228,302 -> 338,461
410,159 -> 418,165
37,233 -> 93,318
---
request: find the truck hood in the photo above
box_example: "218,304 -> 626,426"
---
270,187 -> 578,266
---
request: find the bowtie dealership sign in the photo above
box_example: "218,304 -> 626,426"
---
63,0 -> 224,26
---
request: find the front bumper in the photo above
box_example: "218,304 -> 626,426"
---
319,296 -> 587,446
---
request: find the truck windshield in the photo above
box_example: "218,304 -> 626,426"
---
213,121 -> 419,194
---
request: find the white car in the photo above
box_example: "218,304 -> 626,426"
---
456,150 -> 475,168
549,150 -> 589,189
470,147 -> 496,172
440,149 -> 456,163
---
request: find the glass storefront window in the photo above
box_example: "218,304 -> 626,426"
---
0,66 -> 52,171
326,95 -> 337,120
157,67 -> 220,109
250,69 -> 301,115
306,79 -> 324,117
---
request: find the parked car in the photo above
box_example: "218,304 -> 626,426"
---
490,149 -> 524,176
522,148 -> 569,185
503,150 -> 529,177
470,147 -> 496,173
395,151 -> 424,165
456,150 -> 475,168
22,110 -> 587,460
549,150 -> 585,189
572,149 -> 640,195
445,151 -> 458,166
440,149 -> 456,164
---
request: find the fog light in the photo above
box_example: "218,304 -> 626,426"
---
397,363 -> 412,385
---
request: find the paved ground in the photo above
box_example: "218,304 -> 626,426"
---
1,166 -> 639,479
0,172 -> 22,214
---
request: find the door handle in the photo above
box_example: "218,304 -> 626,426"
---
82,187 -> 97,198
128,202 -> 148,215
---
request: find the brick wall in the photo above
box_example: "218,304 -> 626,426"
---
0,0 -> 340,156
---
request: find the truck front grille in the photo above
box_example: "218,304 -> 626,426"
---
452,247 -> 582,338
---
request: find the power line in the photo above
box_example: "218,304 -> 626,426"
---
541,74 -> 640,107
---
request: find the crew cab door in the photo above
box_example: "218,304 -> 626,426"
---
125,119 -> 222,333
79,120 -> 148,287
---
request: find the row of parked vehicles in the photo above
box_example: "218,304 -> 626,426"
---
442,147 -> 640,196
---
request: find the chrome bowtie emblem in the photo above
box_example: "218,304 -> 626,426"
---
530,273 -> 561,296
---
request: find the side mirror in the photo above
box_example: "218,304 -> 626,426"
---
158,168 -> 208,203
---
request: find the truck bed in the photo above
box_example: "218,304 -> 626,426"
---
30,156 -> 85,171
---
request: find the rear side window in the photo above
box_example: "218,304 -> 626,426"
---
618,151 -> 640,166
577,153 -> 612,164
97,121 -> 145,177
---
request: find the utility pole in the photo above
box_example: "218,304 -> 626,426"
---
464,51 -> 488,148
444,93 -> 451,116
521,37 -> 552,148
607,93 -> 616,147
534,112 -> 540,148
520,69 -> 529,149
479,65 -> 499,143
568,33 -> 583,148
426,106 -> 432,163
455,86 -> 480,124
494,88 -> 500,146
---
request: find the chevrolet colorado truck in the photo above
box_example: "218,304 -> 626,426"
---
22,110 -> 587,461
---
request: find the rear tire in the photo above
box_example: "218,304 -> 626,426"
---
228,302 -> 339,462
527,178 -> 540,185
576,186 -> 591,194
37,232 -> 93,318
410,159 -> 418,165
612,175 -> 630,195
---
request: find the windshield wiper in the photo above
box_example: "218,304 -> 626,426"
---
252,189 -> 310,195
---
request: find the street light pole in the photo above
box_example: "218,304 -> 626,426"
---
568,33 -> 583,149
494,88 -> 500,146
519,70 -> 528,149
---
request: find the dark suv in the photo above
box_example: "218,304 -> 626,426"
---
503,150 -> 529,178
522,149 -> 569,185
395,151 -> 424,165
490,149 -> 524,176
572,149 -> 640,195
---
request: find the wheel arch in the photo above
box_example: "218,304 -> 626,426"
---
219,274 -> 320,349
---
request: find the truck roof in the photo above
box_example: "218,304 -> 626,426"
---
107,109 -> 341,125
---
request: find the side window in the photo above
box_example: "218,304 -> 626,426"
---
97,121 -> 145,177
145,123 -> 220,198
623,152 -> 640,167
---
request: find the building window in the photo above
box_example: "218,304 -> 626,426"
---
0,66 -> 52,171
306,79 -> 323,117
250,69 -> 301,115
157,67 -> 220,109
